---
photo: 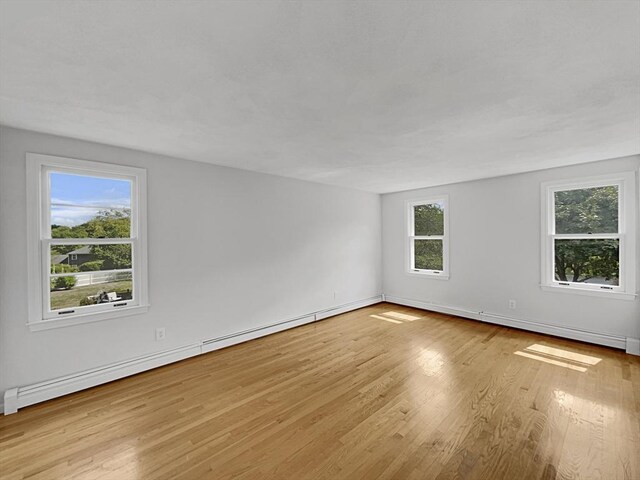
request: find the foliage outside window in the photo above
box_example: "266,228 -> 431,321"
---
542,173 -> 636,299
27,153 -> 148,329
408,198 -> 449,277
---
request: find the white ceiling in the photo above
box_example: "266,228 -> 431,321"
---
1,1 -> 638,193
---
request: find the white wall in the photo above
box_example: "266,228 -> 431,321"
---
2,124 -> 638,407
382,155 -> 640,342
0,126 -> 382,396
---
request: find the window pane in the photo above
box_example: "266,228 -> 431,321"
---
414,202 -> 444,236
50,172 -> 131,238
50,271 -> 133,311
51,243 -> 132,273
555,186 -> 618,234
554,239 -> 619,285
414,239 -> 443,271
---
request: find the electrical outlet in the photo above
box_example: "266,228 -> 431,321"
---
508,300 -> 517,310
155,327 -> 166,341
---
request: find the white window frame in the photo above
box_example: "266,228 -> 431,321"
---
406,196 -> 449,279
27,153 -> 149,330
540,172 -> 637,300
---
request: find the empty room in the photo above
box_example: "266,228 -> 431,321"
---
0,1 -> 639,479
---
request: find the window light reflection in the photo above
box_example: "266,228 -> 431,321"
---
417,347 -> 445,376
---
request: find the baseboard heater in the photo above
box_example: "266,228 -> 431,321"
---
200,296 -> 383,354
3,295 -> 382,415
383,295 -> 631,351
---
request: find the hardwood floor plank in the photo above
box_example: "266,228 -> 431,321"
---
1,303 -> 639,480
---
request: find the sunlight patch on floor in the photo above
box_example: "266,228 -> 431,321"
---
514,351 -> 588,372
525,343 -> 601,365
370,314 -> 403,324
382,311 -> 421,321
369,311 -> 422,324
514,343 -> 602,373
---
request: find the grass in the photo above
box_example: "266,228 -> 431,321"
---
50,280 -> 133,310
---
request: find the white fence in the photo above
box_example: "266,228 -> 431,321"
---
74,270 -> 131,287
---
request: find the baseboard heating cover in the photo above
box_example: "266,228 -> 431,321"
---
3,343 -> 201,415
384,295 -> 631,351
3,295 -> 382,414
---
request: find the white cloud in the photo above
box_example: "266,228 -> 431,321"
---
51,207 -> 102,226
50,197 -> 131,209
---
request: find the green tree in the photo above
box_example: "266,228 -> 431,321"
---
555,239 -> 618,283
555,186 -> 617,234
413,203 -> 444,270
414,204 -> 444,236
52,209 -> 130,240
415,240 -> 443,270
91,244 -> 132,270
83,209 -> 130,238
554,186 -> 619,283
51,209 -> 131,262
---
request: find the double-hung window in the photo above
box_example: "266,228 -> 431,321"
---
407,197 -> 449,278
541,172 -> 636,299
27,153 -> 149,330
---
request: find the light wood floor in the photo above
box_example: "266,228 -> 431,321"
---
1,303 -> 639,480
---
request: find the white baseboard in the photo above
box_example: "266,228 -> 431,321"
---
4,295 -> 383,415
3,344 -> 202,415
202,314 -> 316,354
202,295 -> 382,354
384,295 -> 629,350
315,296 -> 383,321
383,296 -> 483,322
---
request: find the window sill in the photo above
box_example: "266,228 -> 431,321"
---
540,285 -> 636,301
27,304 -> 149,331
406,270 -> 450,280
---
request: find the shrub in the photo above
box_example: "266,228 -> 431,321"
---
79,260 -> 104,271
79,296 -> 97,306
51,264 -> 79,274
53,276 -> 77,290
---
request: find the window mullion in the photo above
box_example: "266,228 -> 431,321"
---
50,268 -> 133,278
49,237 -> 133,245
552,233 -> 619,240
41,240 -> 50,316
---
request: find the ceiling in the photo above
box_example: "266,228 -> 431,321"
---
1,1 -> 638,193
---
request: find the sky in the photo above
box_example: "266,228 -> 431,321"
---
50,172 -> 131,226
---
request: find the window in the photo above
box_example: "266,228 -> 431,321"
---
541,172 -> 636,299
27,153 -> 148,330
407,197 -> 449,278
